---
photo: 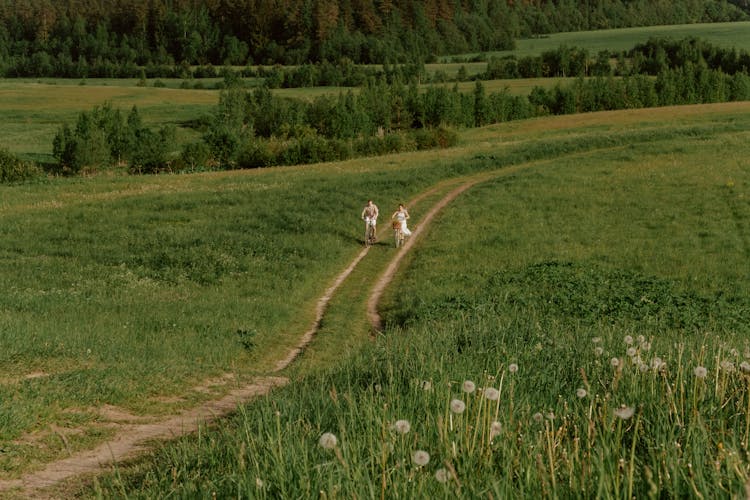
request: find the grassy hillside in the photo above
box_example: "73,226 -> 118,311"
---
470,21 -> 750,59
47,102 -> 749,497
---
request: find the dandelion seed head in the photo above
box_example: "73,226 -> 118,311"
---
546,412 -> 555,421
490,421 -> 502,439
694,366 -> 708,379
740,361 -> 750,373
592,337 -> 602,344
412,450 -> 430,467
730,348 -> 739,357
420,380 -> 432,391
435,468 -> 449,483
626,347 -> 637,357
318,432 -> 338,450
624,335 -> 634,345
721,360 -> 735,373
637,335 -> 645,344
483,387 -> 500,401
641,341 -> 651,352
450,399 -> 466,414
638,363 -> 649,373
614,406 -> 635,420
611,357 -> 620,368
255,477 -> 264,488
508,363 -> 519,374
462,380 -> 476,393
576,388 -> 587,399
594,346 -> 604,356
533,412 -> 543,423
392,419 -> 411,434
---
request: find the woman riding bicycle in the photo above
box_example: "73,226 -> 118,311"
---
391,204 -> 411,237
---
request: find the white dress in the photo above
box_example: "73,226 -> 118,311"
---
395,211 -> 411,236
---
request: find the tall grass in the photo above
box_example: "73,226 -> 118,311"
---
85,105 -> 750,497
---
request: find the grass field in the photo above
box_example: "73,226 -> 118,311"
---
71,102 -> 750,498
452,21 -> 750,60
1,101 -> 747,496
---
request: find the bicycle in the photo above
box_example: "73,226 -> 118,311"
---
392,220 -> 405,248
364,218 -> 377,246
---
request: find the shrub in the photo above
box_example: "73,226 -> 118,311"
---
0,148 -> 43,183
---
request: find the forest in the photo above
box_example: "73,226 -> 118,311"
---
0,0 -> 748,76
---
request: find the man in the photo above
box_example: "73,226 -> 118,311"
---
361,200 -> 379,244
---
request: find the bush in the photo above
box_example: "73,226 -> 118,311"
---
0,148 -> 43,183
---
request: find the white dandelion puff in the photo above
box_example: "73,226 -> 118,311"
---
412,450 -> 430,467
637,335 -> 645,344
483,387 -> 500,401
626,347 -> 637,357
694,366 -> 708,379
318,432 -> 338,450
576,388 -> 587,398
613,406 -> 635,420
594,346 -> 604,356
720,360 -> 735,373
490,421 -> 502,439
392,419 -> 411,434
592,337 -> 602,344
435,468 -> 449,483
624,335 -> 634,345
740,361 -> 750,373
611,357 -> 620,368
462,380 -> 476,393
508,363 -> 519,374
450,399 -> 466,414
532,412 -> 543,423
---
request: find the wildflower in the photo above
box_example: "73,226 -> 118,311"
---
720,360 -> 735,373
637,335 -> 645,344
641,341 -> 651,352
255,478 -> 264,488
592,337 -> 602,344
740,361 -> 750,374
483,387 -> 500,401
650,357 -> 664,370
626,347 -> 637,357
611,357 -> 620,368
392,420 -> 411,434
576,388 -> 587,399
694,366 -> 708,379
508,363 -> 519,374
624,335 -> 634,345
614,406 -> 635,420
490,421 -> 502,439
730,348 -> 739,357
638,363 -> 649,373
462,380 -> 476,394
450,399 -> 466,414
412,450 -> 430,467
318,432 -> 338,450
435,468 -> 449,483
532,412 -> 543,423
594,347 -> 604,356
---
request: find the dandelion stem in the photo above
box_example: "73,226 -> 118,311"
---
627,409 -> 641,500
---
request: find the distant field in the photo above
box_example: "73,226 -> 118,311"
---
444,21 -> 750,61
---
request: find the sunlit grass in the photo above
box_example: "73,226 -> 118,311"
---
78,102 -> 750,497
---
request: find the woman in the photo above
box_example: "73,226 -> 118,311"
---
391,204 -> 411,237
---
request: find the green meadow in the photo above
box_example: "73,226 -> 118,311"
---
2,101 -> 747,496
75,102 -> 750,498
471,20 -> 750,59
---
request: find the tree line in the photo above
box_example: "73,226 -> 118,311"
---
0,0 -> 747,77
41,59 -> 750,178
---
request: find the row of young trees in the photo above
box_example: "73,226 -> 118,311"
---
1,0 -> 747,76
45,61 -> 750,178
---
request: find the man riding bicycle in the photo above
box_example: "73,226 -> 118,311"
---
361,200 -> 379,245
